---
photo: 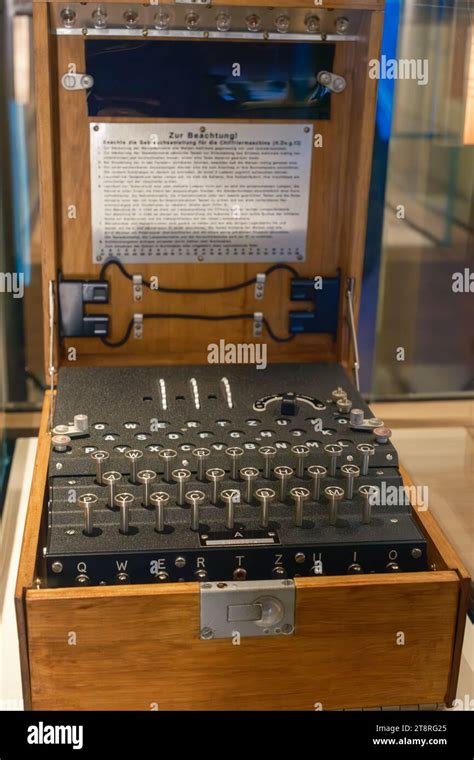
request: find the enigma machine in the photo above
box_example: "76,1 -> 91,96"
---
16,0 -> 469,711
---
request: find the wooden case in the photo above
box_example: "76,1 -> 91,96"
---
15,0 -> 470,710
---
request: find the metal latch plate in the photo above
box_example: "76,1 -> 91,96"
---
200,579 -> 295,640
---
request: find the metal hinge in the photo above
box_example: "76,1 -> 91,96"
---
199,579 -> 295,640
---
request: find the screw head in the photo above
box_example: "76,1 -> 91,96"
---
295,552 -> 306,564
51,561 -> 63,574
200,627 -> 214,640
411,548 -> 422,559
175,556 -> 186,568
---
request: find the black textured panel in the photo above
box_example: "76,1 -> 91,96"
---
47,364 -> 427,586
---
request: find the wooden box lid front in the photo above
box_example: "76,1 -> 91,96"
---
35,0 -> 384,373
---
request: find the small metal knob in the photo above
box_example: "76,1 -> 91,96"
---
52,434 -> 70,453
239,466 -> 259,504
291,444 -> 310,479
289,486 -> 310,527
258,446 -> 277,479
124,449 -> 144,484
373,426 -> 392,444
356,443 -> 375,476
307,465 -> 327,501
324,485 -> 344,525
159,448 -> 178,483
115,491 -> 134,534
137,469 -> 157,507
341,463 -> 360,500
78,493 -> 97,536
324,443 -> 343,477
336,397 -> 352,414
102,471 -> 122,508
192,447 -> 211,481
185,489 -> 206,531
255,487 -> 276,528
150,490 -> 170,533
273,465 -> 294,502
331,386 -> 347,402
225,446 -> 244,480
172,468 -> 191,506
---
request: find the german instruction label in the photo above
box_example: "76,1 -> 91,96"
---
90,122 -> 313,263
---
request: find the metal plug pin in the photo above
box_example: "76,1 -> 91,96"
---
137,469 -> 157,507
206,467 -> 226,505
258,446 -> 277,479
124,449 -> 144,484
78,493 -> 97,536
172,468 -> 191,506
185,489 -> 206,531
324,485 -> 344,525
341,463 -> 360,500
356,443 -> 375,476
159,448 -> 178,483
289,486 -> 310,527
90,450 -> 110,485
273,465 -> 294,502
221,488 -> 241,530
324,443 -> 343,477
239,466 -> 259,504
225,446 -> 244,480
150,491 -> 170,533
192,447 -> 211,481
102,471 -> 122,508
115,492 -> 134,534
307,465 -> 327,500
291,444 -> 310,478
255,487 -> 276,528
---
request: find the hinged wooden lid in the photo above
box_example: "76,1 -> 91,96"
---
34,0 -> 384,377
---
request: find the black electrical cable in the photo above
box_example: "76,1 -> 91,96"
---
100,312 -> 295,348
99,258 -> 299,294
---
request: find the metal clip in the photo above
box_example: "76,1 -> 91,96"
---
133,313 -> 143,339
253,312 -> 263,338
317,71 -> 346,94
254,273 -> 266,301
200,580 -> 295,640
61,73 -> 94,91
132,274 -> 143,303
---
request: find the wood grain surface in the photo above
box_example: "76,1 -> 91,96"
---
26,572 -> 459,710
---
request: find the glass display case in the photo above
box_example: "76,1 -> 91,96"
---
361,0 -> 473,399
